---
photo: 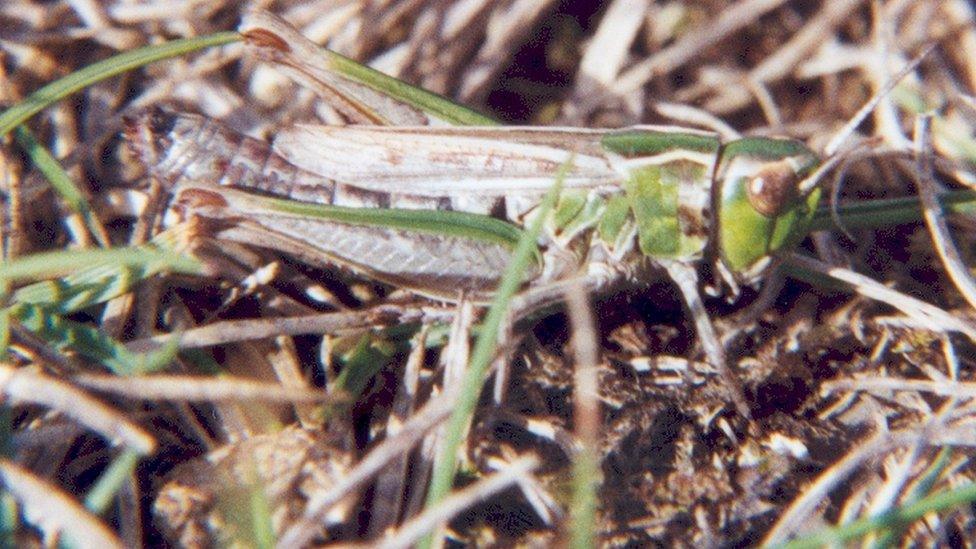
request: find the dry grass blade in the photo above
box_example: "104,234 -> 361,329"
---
0,458 -> 124,549
572,0 -> 648,104
428,298 -> 474,486
279,396 -> 454,548
911,114 -> 976,311
653,101 -> 741,139
376,455 -> 539,549
0,364 -> 155,454
457,0 -> 557,102
565,277 -> 600,547
267,335 -> 320,428
126,305 -> 435,351
613,0 -> 790,93
367,325 -> 430,536
786,254 -> 976,341
71,373 -> 329,404
822,377 -> 976,401
708,0 -> 865,113
3,1 -> 976,546
762,429 -> 942,545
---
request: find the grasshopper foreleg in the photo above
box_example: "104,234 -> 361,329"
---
664,261 -> 751,419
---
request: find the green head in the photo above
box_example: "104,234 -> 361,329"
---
714,137 -> 821,282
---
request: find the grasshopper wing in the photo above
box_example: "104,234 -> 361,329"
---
273,125 -> 621,196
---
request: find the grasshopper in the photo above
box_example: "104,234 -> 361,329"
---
126,11 -> 826,414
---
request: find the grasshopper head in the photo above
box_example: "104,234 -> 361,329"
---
714,137 -> 821,283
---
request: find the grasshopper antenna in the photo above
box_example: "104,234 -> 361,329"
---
798,43 -> 936,197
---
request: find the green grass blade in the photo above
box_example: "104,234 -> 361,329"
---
12,257 -> 182,314
809,189 -> 976,232
13,126 -> 110,247
419,158 -> 571,549
0,491 -> 16,549
12,303 -> 179,375
9,228 -> 200,313
332,333 -> 398,403
0,31 -> 240,137
84,450 -> 140,514
0,245 -> 200,286
0,309 -> 8,362
0,408 -> 10,548
247,481 -> 276,549
869,447 -> 952,549
773,479 -> 976,549
213,477 -> 276,549
569,444 -> 599,549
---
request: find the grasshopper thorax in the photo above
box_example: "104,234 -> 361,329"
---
714,137 -> 821,283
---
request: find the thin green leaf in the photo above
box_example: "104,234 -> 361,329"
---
773,479 -> 976,549
11,304 -> 178,375
13,126 -> 110,247
10,227 -> 200,313
809,189 -> 976,232
0,246 -> 200,286
212,477 -> 276,549
0,31 -> 240,137
0,309 -> 8,361
420,157 -> 571,548
247,481 -> 276,549
332,333 -> 398,402
0,492 -> 17,549
569,447 -> 599,549
869,447 -> 953,549
84,450 -> 140,515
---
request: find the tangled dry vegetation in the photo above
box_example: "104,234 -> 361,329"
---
1,0 -> 976,547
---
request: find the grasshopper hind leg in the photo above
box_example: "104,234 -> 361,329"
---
664,261 -> 752,419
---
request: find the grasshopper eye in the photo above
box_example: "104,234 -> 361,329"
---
715,137 -> 821,281
745,160 -> 802,218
